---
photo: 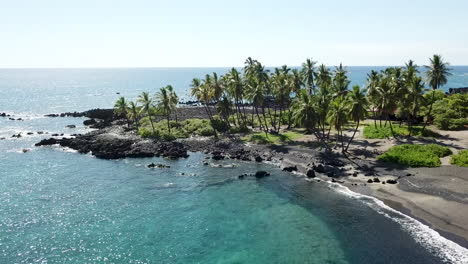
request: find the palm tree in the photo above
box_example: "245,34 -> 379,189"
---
210,72 -> 224,103
225,68 -> 246,127
137,92 -> 156,133
217,95 -> 233,127
332,64 -> 350,98
155,86 -> 172,133
327,97 -> 348,152
366,70 -> 381,128
422,54 -> 452,131
247,79 -> 268,133
302,58 -> 317,95
191,78 -> 213,121
292,90 -> 330,150
166,85 -> 179,124
126,101 -> 140,128
406,77 -> 425,135
344,85 -> 368,152
315,64 -> 332,90
114,97 -> 129,126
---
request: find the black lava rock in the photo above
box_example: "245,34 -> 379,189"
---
255,171 -> 270,178
282,166 -> 298,172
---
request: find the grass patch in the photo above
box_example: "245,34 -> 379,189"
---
377,144 -> 452,167
363,124 -> 440,139
242,131 -> 303,144
450,150 -> 468,167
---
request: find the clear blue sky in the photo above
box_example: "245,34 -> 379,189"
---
1,0 -> 467,67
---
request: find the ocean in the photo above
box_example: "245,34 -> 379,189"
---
1,67 -> 468,263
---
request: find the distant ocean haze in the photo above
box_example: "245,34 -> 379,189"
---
0,66 -> 467,114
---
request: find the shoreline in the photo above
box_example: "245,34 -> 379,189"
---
31,107 -> 468,250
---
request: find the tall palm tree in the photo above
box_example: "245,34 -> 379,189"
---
210,72 -> 224,103
302,58 -> 317,95
126,101 -> 140,128
332,64 -> 350,98
137,92 -> 156,133
327,97 -> 348,152
166,85 -> 179,124
217,95 -> 233,127
191,78 -> 213,121
344,85 -> 368,152
114,96 -> 129,124
366,70 -> 381,128
225,68 -> 246,127
292,90 -> 330,150
422,54 -> 452,131
315,64 -> 332,91
406,77 -> 425,135
247,79 -> 268,133
155,86 -> 172,133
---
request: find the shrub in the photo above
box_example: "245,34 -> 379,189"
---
161,133 -> 176,141
138,127 -> 159,138
377,144 -> 451,167
363,125 -> 440,139
432,93 -> 468,130
450,150 -> 468,167
199,127 -> 216,136
210,119 -> 230,133
229,126 -> 251,134
242,131 -> 303,145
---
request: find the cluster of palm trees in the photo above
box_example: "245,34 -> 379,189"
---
114,55 -> 451,153
114,85 -> 178,132
366,55 -> 451,136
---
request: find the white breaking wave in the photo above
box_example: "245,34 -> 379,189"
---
330,183 -> 468,264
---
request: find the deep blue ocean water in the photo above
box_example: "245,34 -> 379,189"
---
1,67 -> 468,263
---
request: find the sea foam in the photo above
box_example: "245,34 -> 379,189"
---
330,183 -> 468,264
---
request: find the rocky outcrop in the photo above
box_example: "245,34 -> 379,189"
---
35,131 -> 189,160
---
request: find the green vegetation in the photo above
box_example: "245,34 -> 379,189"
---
113,54 -> 458,154
242,131 -> 303,144
139,118 -> 216,140
450,150 -> 468,167
377,144 -> 452,167
363,125 -> 440,139
432,93 -> 468,130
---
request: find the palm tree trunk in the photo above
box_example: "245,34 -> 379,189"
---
345,120 -> 360,152
340,129 -> 345,153
278,106 -> 283,133
255,107 -> 265,132
373,107 -> 377,128
387,114 -> 396,139
148,112 -> 156,133
261,107 -> 269,133
421,89 -> 436,133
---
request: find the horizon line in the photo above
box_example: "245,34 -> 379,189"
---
1,65 -> 467,70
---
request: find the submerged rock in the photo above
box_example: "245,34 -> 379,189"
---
255,171 -> 270,178
66,125 -> 76,128
282,166 -> 298,172
147,163 -> 171,169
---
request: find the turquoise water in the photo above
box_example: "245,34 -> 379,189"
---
1,68 -> 468,263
